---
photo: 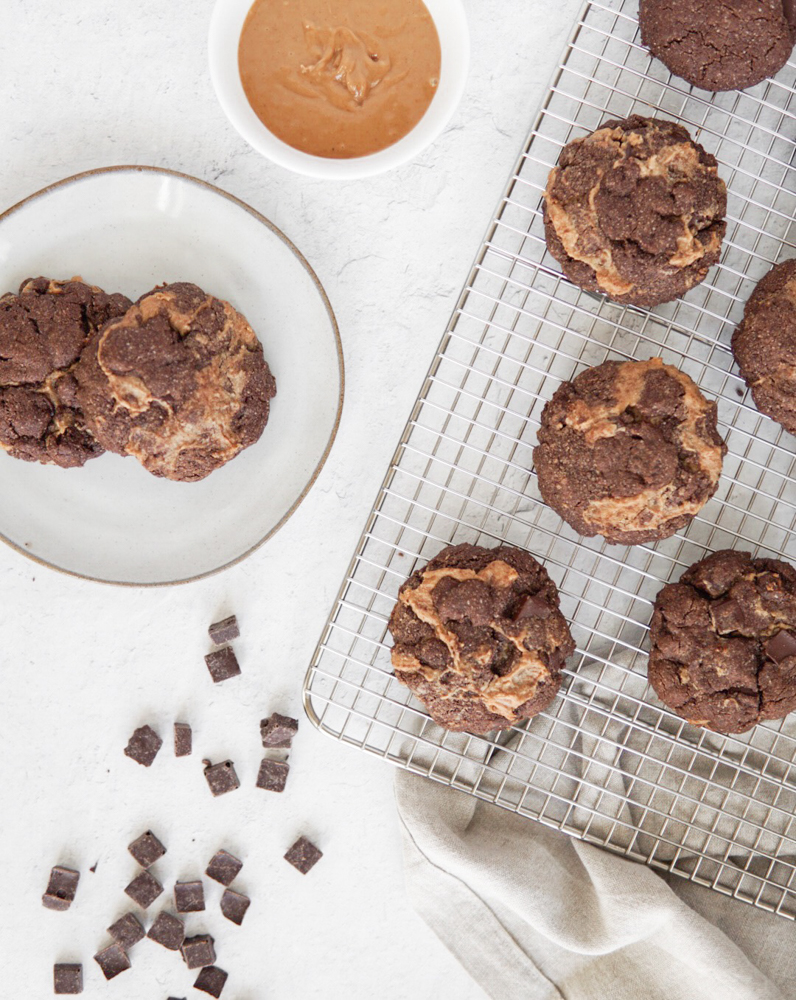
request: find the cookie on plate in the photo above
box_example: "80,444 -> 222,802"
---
543,115 -> 726,307
533,357 -> 726,545
387,543 -> 575,735
74,282 -> 276,482
731,258 -> 796,435
639,0 -> 796,92
648,549 -> 796,733
0,277 -> 131,468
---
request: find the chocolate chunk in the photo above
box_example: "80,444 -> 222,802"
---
128,830 -> 166,869
53,963 -> 82,994
174,722 -> 192,757
203,760 -> 240,796
256,758 -> 289,793
208,615 -> 239,645
204,647 -> 241,684
124,724 -> 162,767
260,712 -> 299,748
181,934 -> 216,969
220,888 -> 250,926
174,879 -> 205,912
147,911 -> 185,951
93,943 -> 130,980
193,965 -> 228,997
42,865 -> 80,910
512,593 -> 553,621
284,836 -> 323,874
107,912 -> 145,950
205,849 -> 243,886
124,870 -> 164,909
766,630 -> 796,663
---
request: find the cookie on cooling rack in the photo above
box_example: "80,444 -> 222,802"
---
648,549 -> 796,733
543,115 -> 726,307
533,357 -> 726,545
639,0 -> 796,92
387,543 -> 575,735
732,259 -> 796,436
0,276 -> 132,468
74,281 -> 276,482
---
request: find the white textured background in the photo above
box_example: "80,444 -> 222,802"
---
0,1 -> 582,996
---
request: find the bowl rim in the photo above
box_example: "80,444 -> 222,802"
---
208,0 -> 471,179
0,164 -> 345,588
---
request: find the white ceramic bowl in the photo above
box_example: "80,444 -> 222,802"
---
208,0 -> 470,179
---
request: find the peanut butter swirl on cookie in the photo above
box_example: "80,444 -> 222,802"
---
74,282 -> 276,482
543,115 -> 726,307
534,358 -> 726,546
388,543 -> 575,735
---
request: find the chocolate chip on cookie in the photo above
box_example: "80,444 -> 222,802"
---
533,358 -> 726,545
0,277 -> 131,467
732,259 -> 796,436
387,543 -> 575,735
74,282 -> 276,482
648,549 -> 796,733
640,0 -> 796,92
543,115 -> 726,307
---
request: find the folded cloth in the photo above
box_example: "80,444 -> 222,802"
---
395,741 -> 796,1000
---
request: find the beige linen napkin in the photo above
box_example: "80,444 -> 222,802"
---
395,710 -> 796,1000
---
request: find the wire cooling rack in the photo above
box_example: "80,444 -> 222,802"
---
304,0 -> 796,918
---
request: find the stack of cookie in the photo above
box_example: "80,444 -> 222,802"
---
0,277 -> 276,482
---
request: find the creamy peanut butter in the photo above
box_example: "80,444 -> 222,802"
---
238,0 -> 441,159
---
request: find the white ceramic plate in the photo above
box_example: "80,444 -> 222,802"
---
0,166 -> 343,585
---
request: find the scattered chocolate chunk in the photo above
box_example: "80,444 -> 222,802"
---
89,863 -> 97,874
208,615 -> 239,645
147,911 -> 185,951
284,836 -> 323,874
174,722 -> 192,757
53,963 -> 82,994
174,879 -> 205,912
94,943 -> 131,981
128,830 -> 166,869
204,647 -> 241,684
42,865 -> 80,911
260,712 -> 299,748
193,965 -> 228,997
124,870 -> 164,909
512,593 -> 552,621
124,724 -> 162,767
181,934 -> 216,969
220,888 -> 250,926
203,760 -> 240,797
205,849 -> 243,886
108,912 -> 145,950
765,630 -> 796,664
256,758 -> 289,793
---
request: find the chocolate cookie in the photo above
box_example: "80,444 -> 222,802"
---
74,282 -> 276,482
533,358 -> 726,545
0,277 -> 131,467
543,115 -> 726,307
387,543 -> 575,734
648,550 -> 796,733
639,0 -> 796,92
731,259 -> 796,436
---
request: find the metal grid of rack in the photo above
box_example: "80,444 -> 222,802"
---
303,0 -> 796,918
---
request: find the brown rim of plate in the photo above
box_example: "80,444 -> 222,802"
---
0,164 -> 345,588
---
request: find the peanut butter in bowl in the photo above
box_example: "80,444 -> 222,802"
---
238,0 -> 442,159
